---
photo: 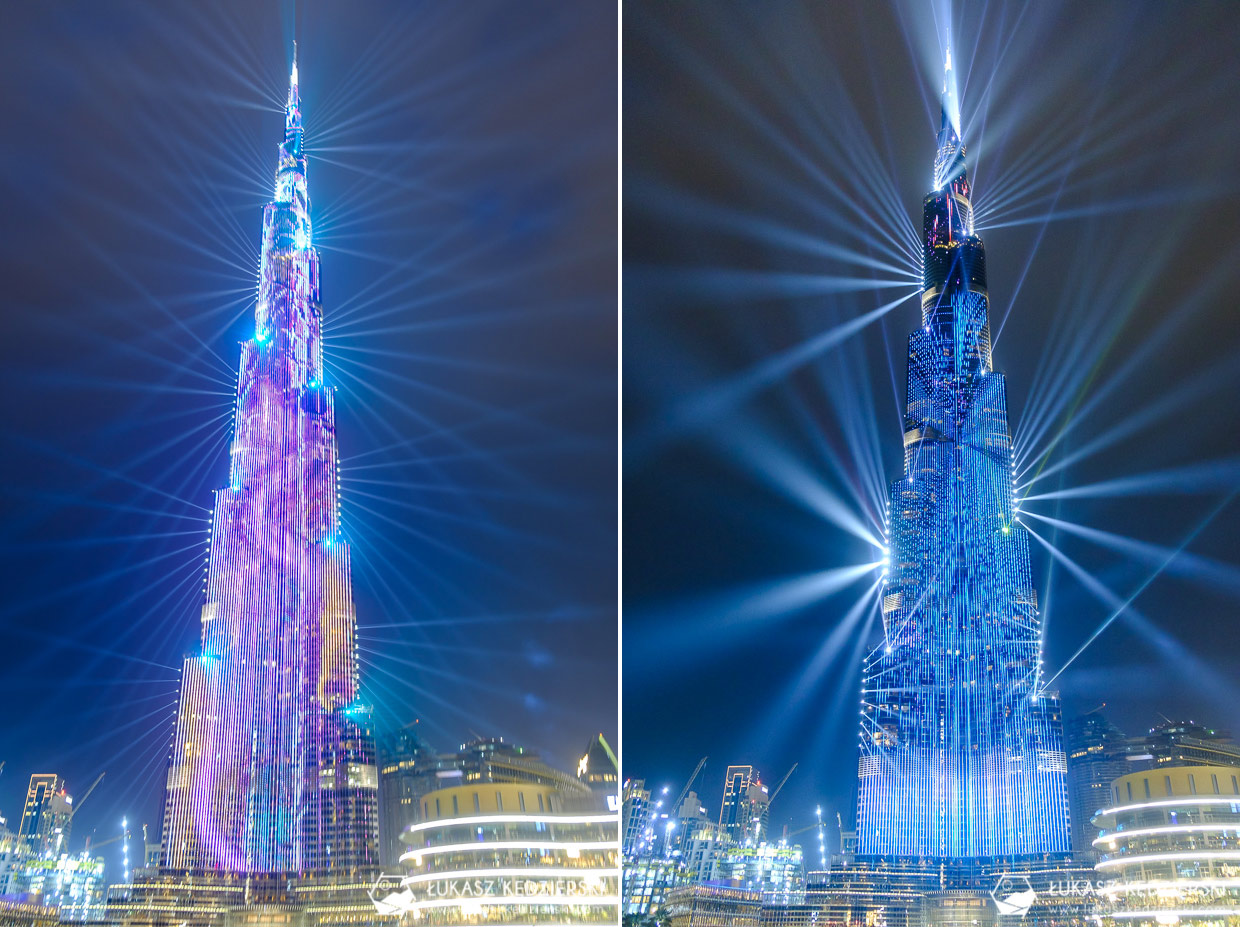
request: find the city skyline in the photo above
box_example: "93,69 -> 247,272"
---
0,1 -> 618,883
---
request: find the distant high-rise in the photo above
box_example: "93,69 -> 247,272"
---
673,790 -> 710,847
159,50 -> 379,874
736,782 -> 770,846
1065,710 -> 1129,858
18,775 -> 71,858
719,766 -> 759,843
622,779 -> 653,858
1129,720 -> 1240,770
856,49 -> 1071,858
377,724 -> 437,866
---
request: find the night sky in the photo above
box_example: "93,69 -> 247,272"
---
0,1 -> 616,872
624,1 -> 1240,847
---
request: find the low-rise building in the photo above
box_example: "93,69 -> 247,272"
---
710,843 -> 805,904
665,883 -> 761,927
393,781 -> 619,926
1094,765 -> 1240,927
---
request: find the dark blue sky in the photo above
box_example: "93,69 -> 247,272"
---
0,1 -> 616,872
624,1 -> 1240,845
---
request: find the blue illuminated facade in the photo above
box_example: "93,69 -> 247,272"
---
855,53 -> 1071,859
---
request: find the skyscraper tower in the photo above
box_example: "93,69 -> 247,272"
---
1064,709 -> 1129,858
855,50 -> 1070,859
19,774 -> 72,858
160,50 -> 379,874
718,765 -> 758,843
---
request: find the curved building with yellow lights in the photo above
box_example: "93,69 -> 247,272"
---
391,782 -> 619,925
1094,765 -> 1240,927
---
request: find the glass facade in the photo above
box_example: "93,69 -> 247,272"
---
719,767 -> 762,844
1066,712 -> 1131,858
711,844 -> 806,904
856,51 -> 1071,859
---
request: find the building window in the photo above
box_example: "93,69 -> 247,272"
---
1213,775 -> 1220,794
519,792 -> 527,812
538,794 -> 545,813
1144,779 -> 1151,799
1189,775 -> 1197,795
1231,776 -> 1238,795
422,801 -> 428,817
1126,782 -> 1133,802
496,792 -> 503,811
1166,776 -> 1173,797
452,795 -> 459,815
435,798 -> 441,816
474,793 -> 480,812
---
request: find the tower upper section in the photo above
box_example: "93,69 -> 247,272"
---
250,49 -> 322,397
919,48 -> 990,383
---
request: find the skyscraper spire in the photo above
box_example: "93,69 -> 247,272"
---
935,47 -> 963,190
285,42 -> 303,156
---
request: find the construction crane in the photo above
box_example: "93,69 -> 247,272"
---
669,756 -> 708,816
68,772 -> 105,823
779,805 -> 828,867
84,825 -> 131,853
767,763 -> 797,806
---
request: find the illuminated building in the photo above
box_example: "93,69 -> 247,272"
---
680,820 -> 734,883
1128,721 -> 1240,771
426,738 -> 590,796
12,852 -> 107,922
749,859 -> 1098,927
0,899 -> 60,927
856,46 -> 1070,859
18,774 -> 72,859
762,862 -> 939,927
710,843 -> 806,904
379,735 -> 592,868
1,822 -> 30,898
1066,710 -> 1130,859
920,891 -> 997,927
670,791 -> 716,858
1093,765 -> 1240,927
378,724 -> 437,867
720,767 -> 764,845
158,49 -> 379,875
576,734 -> 619,798
623,856 -> 684,918
665,884 -> 761,927
103,868 -> 390,926
390,781 -> 619,926
622,779 -> 653,858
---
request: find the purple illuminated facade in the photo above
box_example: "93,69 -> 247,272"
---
160,54 -> 379,874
